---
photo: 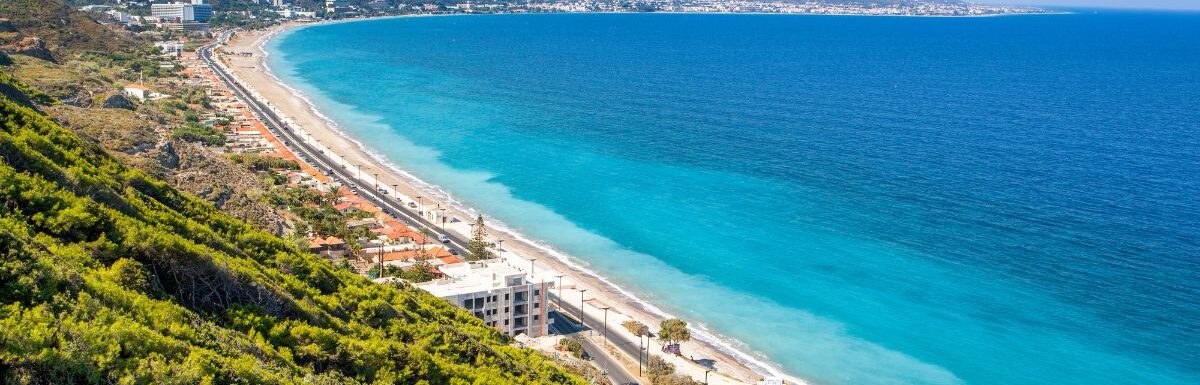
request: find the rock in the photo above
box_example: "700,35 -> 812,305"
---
101,93 -> 135,110
0,36 -> 55,62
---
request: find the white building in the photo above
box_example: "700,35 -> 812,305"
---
154,41 -> 184,55
415,260 -> 554,337
123,83 -> 149,101
325,0 -> 349,13
151,2 -> 212,22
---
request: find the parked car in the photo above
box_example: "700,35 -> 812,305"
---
437,234 -> 450,243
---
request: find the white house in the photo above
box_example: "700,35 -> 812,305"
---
123,83 -> 149,101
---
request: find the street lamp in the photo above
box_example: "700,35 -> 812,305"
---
392,184 -> 398,199
529,258 -> 537,277
373,173 -> 379,190
601,307 -> 610,345
554,275 -> 564,308
578,289 -> 587,328
355,164 -> 361,180
496,240 -> 504,259
705,369 -> 712,385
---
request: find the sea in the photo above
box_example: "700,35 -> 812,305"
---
265,11 -> 1200,385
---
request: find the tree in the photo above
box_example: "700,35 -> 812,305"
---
465,215 -> 493,261
108,258 -> 150,293
658,318 -> 691,348
623,320 -> 651,337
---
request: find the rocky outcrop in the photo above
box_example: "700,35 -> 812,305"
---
101,93 -> 136,110
0,36 -> 55,62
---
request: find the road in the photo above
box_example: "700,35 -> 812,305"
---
204,33 -> 640,385
550,311 -> 641,385
198,35 -> 472,258
553,292 -> 658,381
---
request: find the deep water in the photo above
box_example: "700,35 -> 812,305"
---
268,12 -> 1200,385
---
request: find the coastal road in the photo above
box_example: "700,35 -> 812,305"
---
550,311 -> 641,385
553,293 -> 663,382
203,32 -> 646,385
198,37 -> 473,257
204,34 -> 641,385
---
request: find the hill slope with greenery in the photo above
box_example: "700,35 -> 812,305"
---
0,76 -> 583,384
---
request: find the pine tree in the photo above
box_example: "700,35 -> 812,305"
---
466,215 -> 493,261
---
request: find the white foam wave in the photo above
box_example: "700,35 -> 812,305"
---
239,23 -> 807,385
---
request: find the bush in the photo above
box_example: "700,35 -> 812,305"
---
559,338 -> 585,359
172,122 -> 224,146
108,258 -> 150,292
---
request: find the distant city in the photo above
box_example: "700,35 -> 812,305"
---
77,0 -> 1050,34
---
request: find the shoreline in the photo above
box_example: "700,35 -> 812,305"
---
219,18 -> 802,385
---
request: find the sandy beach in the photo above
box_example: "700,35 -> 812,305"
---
217,20 -> 795,385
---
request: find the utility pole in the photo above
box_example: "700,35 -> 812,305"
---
555,275 -> 564,309
578,289 -> 587,329
601,307 -> 610,345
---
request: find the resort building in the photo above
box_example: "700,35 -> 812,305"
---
415,260 -> 554,337
151,2 -> 212,22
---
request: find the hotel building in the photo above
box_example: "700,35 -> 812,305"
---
415,260 -> 554,337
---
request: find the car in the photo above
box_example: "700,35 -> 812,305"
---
449,249 -> 459,256
437,234 -> 450,243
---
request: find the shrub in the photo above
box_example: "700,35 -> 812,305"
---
559,338 -> 585,359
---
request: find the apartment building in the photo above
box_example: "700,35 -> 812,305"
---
416,260 -> 554,337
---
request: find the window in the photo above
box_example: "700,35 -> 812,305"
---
504,307 -> 509,313
504,293 -> 509,301
534,289 -> 540,296
462,299 -> 471,308
504,319 -> 509,326
533,315 -> 539,320
533,302 -> 539,308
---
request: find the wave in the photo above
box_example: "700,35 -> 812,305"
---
249,21 -> 808,384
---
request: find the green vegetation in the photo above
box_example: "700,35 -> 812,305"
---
0,71 -> 58,108
466,214 -> 493,261
658,318 -> 691,347
622,319 -> 651,337
171,121 -> 224,146
229,153 -> 301,171
558,338 -> 585,359
0,79 -> 583,383
645,355 -> 702,385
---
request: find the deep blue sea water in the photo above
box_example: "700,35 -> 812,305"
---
267,12 -> 1200,385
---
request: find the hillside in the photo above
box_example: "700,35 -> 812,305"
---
0,76 -> 583,383
0,0 -> 134,60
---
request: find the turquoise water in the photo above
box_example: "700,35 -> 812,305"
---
267,12 -> 1200,385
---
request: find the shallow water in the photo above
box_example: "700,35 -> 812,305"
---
269,12 -> 1200,385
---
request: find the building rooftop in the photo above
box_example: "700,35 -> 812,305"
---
416,260 -> 553,298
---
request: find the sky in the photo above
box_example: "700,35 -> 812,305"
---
983,0 -> 1200,10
